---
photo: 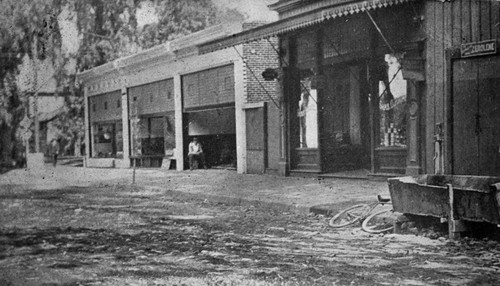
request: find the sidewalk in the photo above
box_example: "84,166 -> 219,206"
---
0,165 -> 391,214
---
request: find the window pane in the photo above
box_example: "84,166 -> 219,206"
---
379,54 -> 407,147
298,76 -> 318,148
150,117 -> 163,138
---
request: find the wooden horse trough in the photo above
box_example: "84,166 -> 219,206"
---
388,175 -> 500,239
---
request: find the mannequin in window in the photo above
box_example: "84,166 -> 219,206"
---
299,87 -> 309,148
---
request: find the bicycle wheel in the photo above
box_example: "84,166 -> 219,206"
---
361,209 -> 394,234
329,204 -> 370,228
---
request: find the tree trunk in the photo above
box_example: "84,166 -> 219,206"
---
74,136 -> 82,157
1,126 -> 13,165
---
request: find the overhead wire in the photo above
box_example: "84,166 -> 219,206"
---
231,45 -> 280,108
265,38 -> 318,105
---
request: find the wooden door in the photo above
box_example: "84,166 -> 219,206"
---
453,57 -> 500,175
322,65 -> 365,172
245,105 -> 267,174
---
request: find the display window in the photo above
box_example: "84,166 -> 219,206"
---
378,54 -> 407,148
298,72 -> 318,148
91,121 -> 122,158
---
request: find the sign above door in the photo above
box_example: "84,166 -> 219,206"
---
461,40 -> 497,58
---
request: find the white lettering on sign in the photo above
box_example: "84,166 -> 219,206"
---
461,40 -> 497,58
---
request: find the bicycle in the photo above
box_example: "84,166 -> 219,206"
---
328,195 -> 395,234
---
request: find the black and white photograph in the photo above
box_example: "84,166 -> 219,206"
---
1,0 -> 500,285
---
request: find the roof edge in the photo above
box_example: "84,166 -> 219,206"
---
77,22 -> 249,84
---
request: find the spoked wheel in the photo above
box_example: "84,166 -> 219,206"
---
361,209 -> 395,234
329,204 -> 370,228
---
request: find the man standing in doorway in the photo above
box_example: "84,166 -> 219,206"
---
188,137 -> 206,170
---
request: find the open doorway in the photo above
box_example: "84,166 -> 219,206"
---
185,107 -> 237,169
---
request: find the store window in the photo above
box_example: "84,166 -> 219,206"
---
298,72 -> 318,148
379,54 -> 407,147
136,117 -> 165,156
92,122 -> 122,158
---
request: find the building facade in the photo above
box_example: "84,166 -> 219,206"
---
200,0 -> 500,178
77,22 -> 278,173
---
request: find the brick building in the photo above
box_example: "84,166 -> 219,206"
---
77,22 -> 279,173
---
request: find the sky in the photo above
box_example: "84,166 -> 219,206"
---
136,0 -> 278,28
211,0 -> 278,22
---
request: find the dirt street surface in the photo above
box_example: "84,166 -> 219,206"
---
1,168 -> 500,285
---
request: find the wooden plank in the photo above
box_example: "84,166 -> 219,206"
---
452,0 -> 462,46
477,58 -> 500,176
442,1 -> 453,174
444,1 -> 452,48
435,3 -> 445,125
462,0 -> 472,42
471,0 -> 480,41
492,0 -> 500,39
452,59 -> 478,175
480,0 -> 491,40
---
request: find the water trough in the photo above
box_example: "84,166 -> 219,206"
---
388,175 -> 500,238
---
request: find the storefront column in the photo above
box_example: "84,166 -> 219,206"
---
174,74 -> 184,171
314,29 -> 324,173
120,85 -> 131,168
278,67 -> 289,176
405,80 -> 423,175
401,45 -> 425,175
84,87 -> 90,167
234,55 -> 246,174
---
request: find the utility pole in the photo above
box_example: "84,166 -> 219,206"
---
33,36 -> 40,153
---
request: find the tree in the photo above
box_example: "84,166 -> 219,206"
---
139,0 -> 244,49
72,0 -> 141,71
0,0 -> 63,166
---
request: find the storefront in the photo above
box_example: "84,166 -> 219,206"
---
285,6 -> 424,176
88,90 -> 123,159
182,64 -> 237,168
128,79 -> 175,167
79,22 -> 278,172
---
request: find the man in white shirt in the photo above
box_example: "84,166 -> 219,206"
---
188,137 -> 206,170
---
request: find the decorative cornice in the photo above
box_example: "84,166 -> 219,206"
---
271,0 -> 396,20
199,0 -> 415,54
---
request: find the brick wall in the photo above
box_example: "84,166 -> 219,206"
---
242,36 -> 279,104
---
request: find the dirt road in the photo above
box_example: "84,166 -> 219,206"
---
1,182 -> 499,285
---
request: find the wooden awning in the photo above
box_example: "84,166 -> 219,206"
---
199,0 -> 415,54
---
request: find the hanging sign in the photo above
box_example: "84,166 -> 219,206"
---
461,40 -> 497,58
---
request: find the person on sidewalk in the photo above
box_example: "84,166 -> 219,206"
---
51,138 -> 60,167
188,137 -> 206,170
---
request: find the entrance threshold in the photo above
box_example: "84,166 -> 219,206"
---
211,164 -> 237,171
318,169 -> 370,180
367,172 -> 405,181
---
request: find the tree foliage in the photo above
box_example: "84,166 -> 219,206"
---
73,0 -> 141,71
0,0 -> 63,164
138,0 -> 243,49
